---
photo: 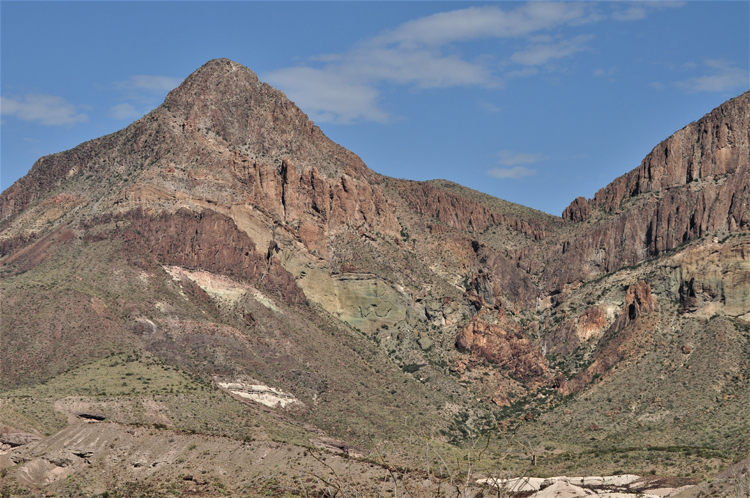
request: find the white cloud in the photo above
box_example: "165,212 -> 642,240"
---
611,2 -> 685,22
115,75 -> 181,93
511,34 -> 594,66
265,3 -> 601,124
676,60 -> 748,93
371,3 -> 592,48
479,102 -> 502,113
611,5 -> 648,21
110,103 -> 143,120
593,67 -> 617,78
488,166 -> 538,180
497,150 -> 548,166
113,75 -> 181,105
266,67 -> 389,124
347,46 -> 493,89
0,94 -> 88,126
505,67 -> 540,79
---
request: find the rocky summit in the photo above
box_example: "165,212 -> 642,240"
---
1,58 -> 749,497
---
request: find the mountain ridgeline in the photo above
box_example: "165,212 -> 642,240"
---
1,59 -> 749,496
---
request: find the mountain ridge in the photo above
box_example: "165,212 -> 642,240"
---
1,58 -> 749,496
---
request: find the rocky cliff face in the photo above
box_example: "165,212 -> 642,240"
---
547,92 -> 750,292
592,93 -> 749,212
117,207 -> 306,305
402,182 -> 551,240
456,313 -> 549,383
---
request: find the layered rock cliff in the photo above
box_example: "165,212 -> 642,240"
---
547,92 -> 750,292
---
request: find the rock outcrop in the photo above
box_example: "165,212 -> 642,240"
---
401,182 -> 550,240
543,306 -> 609,356
672,237 -> 750,318
562,196 -> 591,223
0,432 -> 41,448
544,92 -> 750,292
622,281 -> 658,322
468,240 -> 539,307
117,207 -> 305,305
561,282 -> 657,395
456,315 -> 549,382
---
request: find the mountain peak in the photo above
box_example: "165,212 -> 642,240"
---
162,58 -> 265,120
160,58 -> 372,180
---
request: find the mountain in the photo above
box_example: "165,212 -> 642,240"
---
1,58 -> 748,497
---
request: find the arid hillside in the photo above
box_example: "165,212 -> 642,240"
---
1,59 -> 748,497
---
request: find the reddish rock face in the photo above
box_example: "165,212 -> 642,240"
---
468,270 -> 503,309
624,281 -> 657,320
543,306 -> 608,357
562,197 -> 591,223
467,240 -> 539,307
456,316 -> 549,382
0,232 -> 38,258
592,92 -> 750,211
543,92 -> 750,293
560,282 -> 657,395
232,157 -> 400,246
2,226 -> 76,273
401,182 -> 550,240
119,208 -> 305,305
579,307 -> 607,337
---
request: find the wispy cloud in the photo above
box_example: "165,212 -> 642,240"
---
488,150 -> 547,179
0,94 -> 88,126
497,150 -> 548,166
479,102 -> 502,113
113,75 -> 181,105
676,60 -> 748,93
593,67 -> 617,78
510,34 -> 594,66
610,1 -> 685,22
265,3 -> 602,124
115,75 -> 181,93
488,166 -> 538,180
266,67 -> 389,124
110,103 -> 143,120
370,3 -> 596,47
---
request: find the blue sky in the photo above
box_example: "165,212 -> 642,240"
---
1,2 -> 748,216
